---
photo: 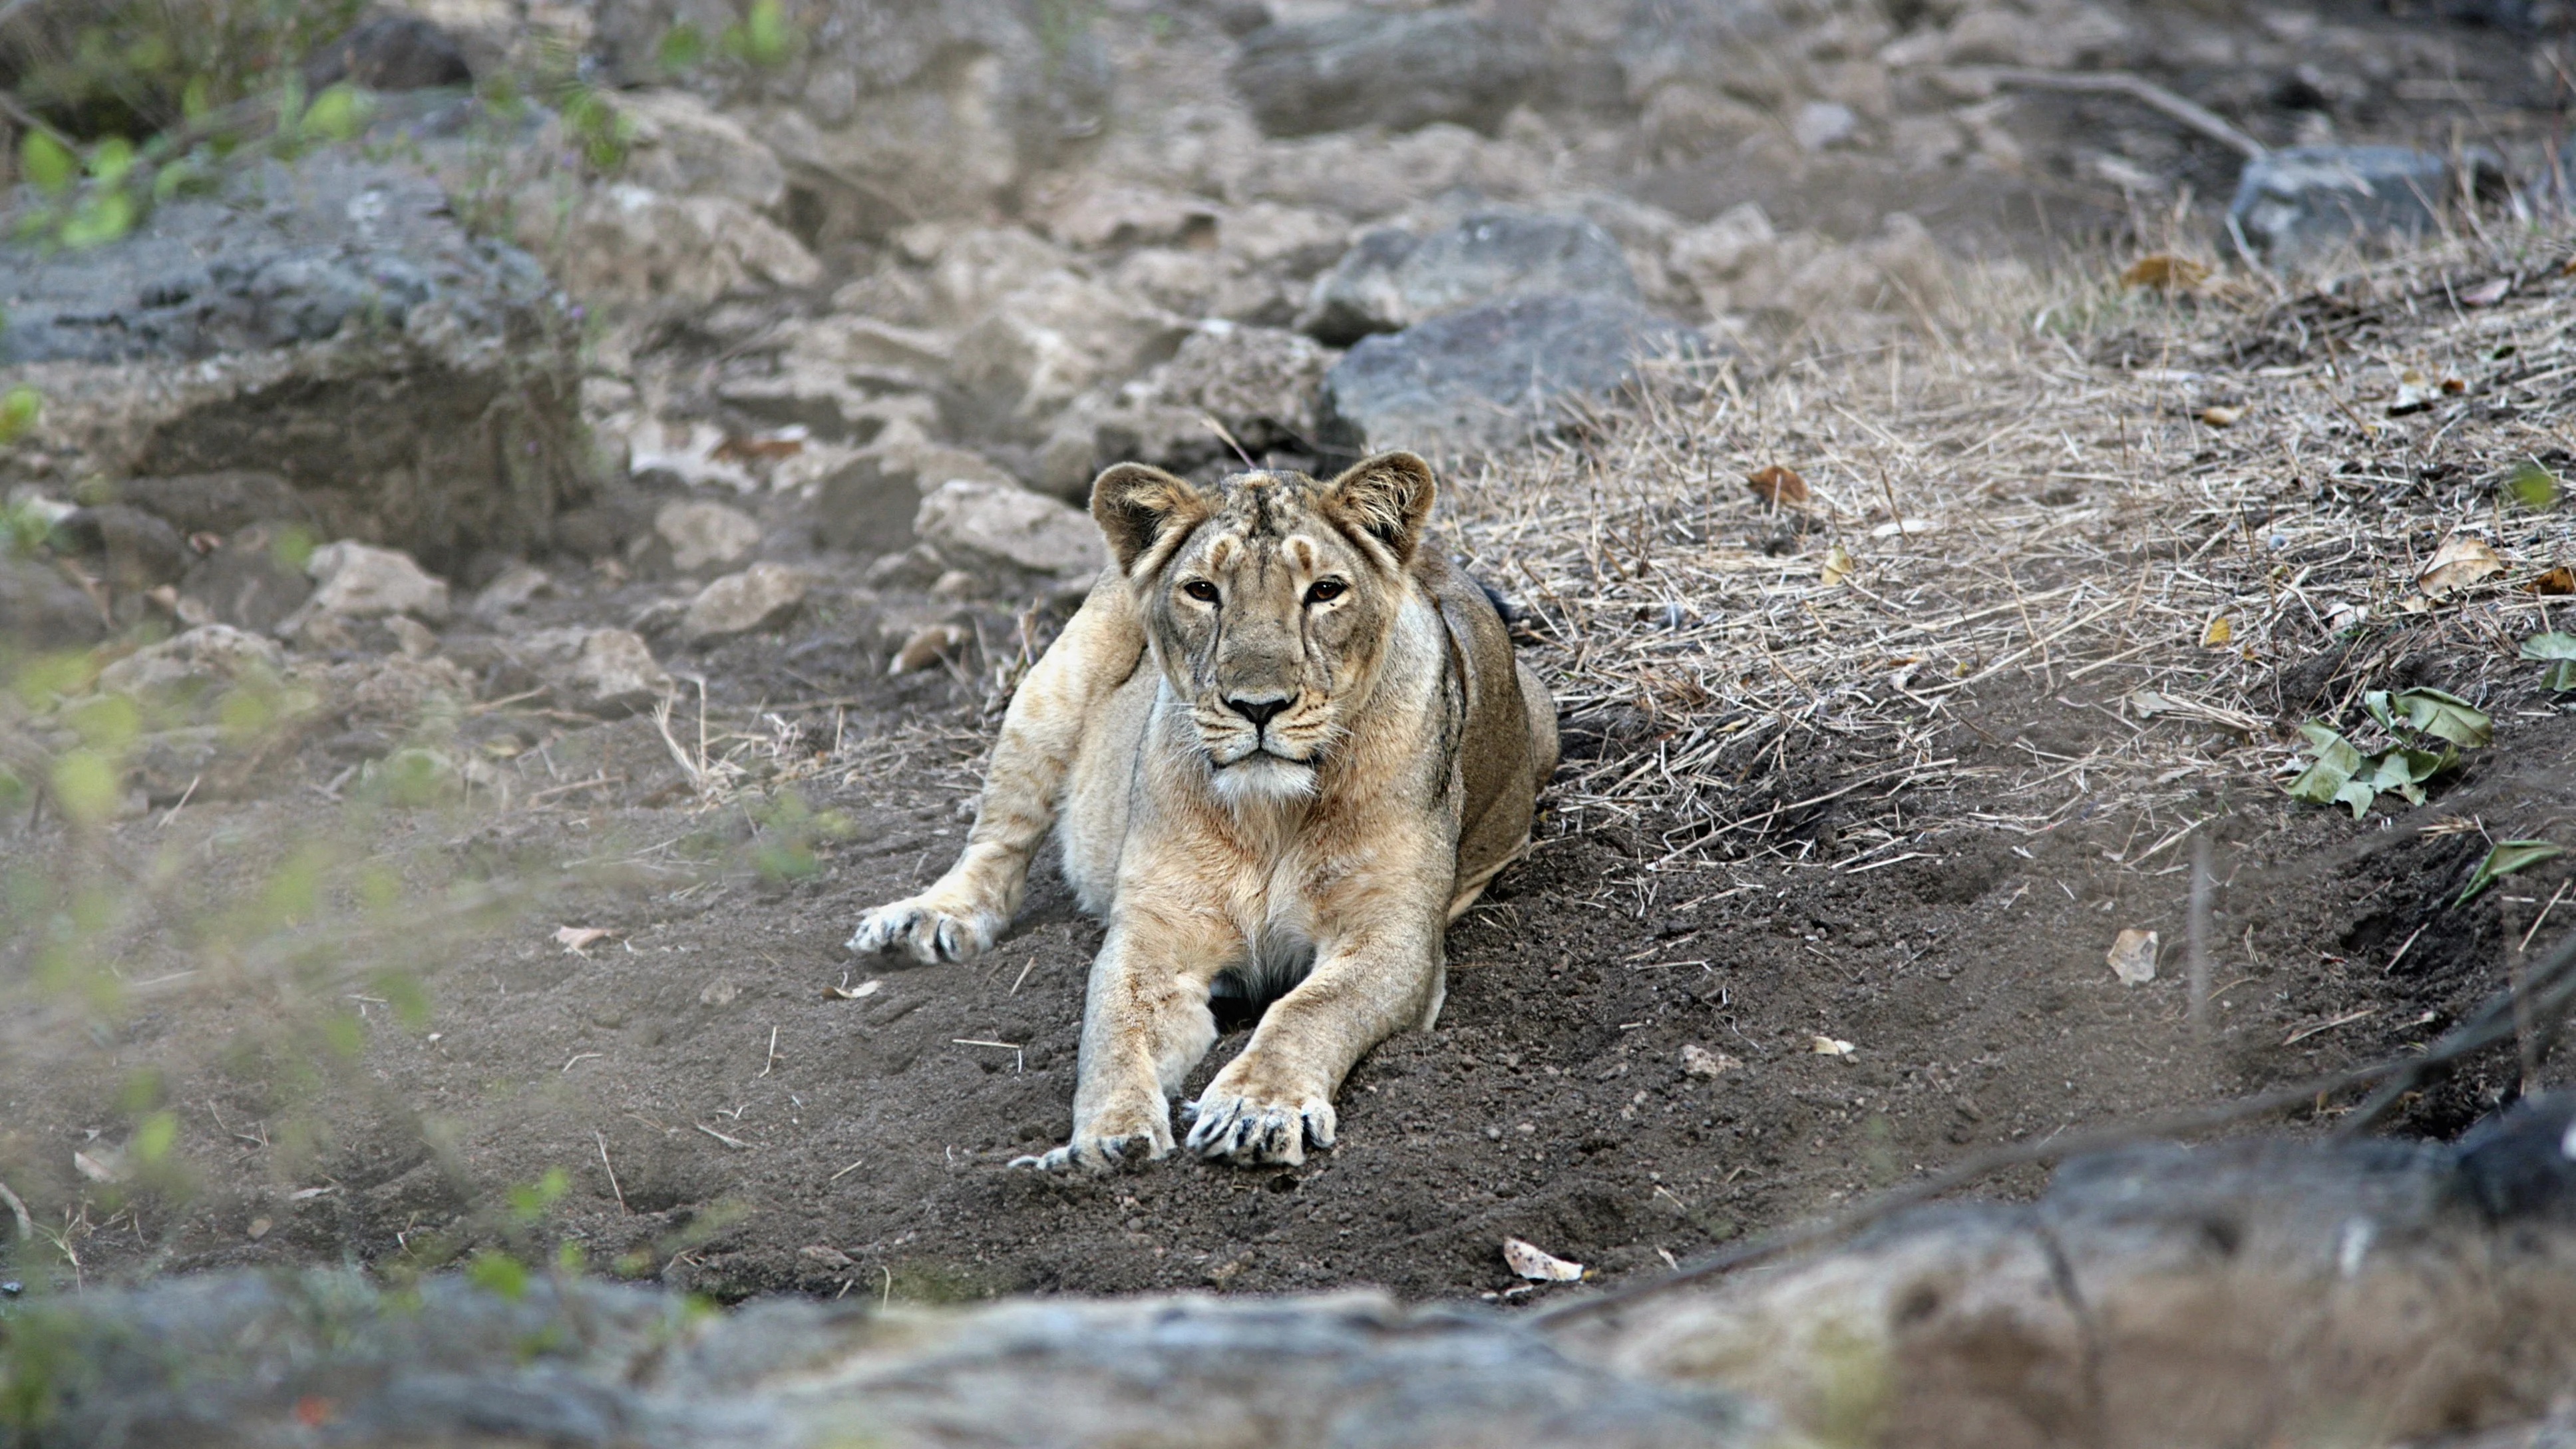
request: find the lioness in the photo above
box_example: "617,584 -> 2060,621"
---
849,451 -> 1556,1170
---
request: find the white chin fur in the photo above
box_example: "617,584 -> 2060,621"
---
1212,754 -> 1318,805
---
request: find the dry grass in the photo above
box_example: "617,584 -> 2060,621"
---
1442,222 -> 2576,877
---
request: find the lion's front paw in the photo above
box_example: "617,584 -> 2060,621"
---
846,894 -> 1001,964
1184,1066 -> 1338,1167
1010,1096 -> 1174,1174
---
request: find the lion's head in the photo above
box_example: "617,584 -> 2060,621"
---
1089,451 -> 1439,804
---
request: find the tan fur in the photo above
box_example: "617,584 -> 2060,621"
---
848,453 -> 1557,1171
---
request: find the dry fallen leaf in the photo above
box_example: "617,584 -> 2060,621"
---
1502,1237 -> 1585,1282
890,622 -> 972,676
2201,617 -> 2233,647
2529,566 -> 2576,596
1680,1044 -> 1741,1078
826,978 -> 884,1000
2460,276 -> 2511,307
1819,545 -> 1856,586
1746,464 -> 1809,506
2199,404 -> 2244,428
1811,1036 -> 1856,1057
247,1217 -> 273,1241
1869,518 -> 1939,539
699,977 -> 743,1008
2120,254 -> 2209,291
2108,928 -> 2159,986
2418,535 -> 2504,596
801,1244 -> 855,1269
287,1185 -> 335,1201
554,925 -> 617,956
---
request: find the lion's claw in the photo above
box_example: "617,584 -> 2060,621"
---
1184,1086 -> 1336,1166
847,897 -> 1000,964
1010,1130 -> 1168,1174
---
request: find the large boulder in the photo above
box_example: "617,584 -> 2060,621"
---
1301,211 -> 1641,345
1229,10 -> 1549,138
1037,325 -> 1339,495
0,150 -> 584,574
1320,295 -> 1701,460
948,273 -> 1189,438
2227,146 -> 2454,267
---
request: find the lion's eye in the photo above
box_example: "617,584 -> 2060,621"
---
1305,579 -> 1346,605
1183,580 -> 1220,604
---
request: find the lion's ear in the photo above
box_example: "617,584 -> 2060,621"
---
1323,451 -> 1437,564
1091,463 -> 1210,573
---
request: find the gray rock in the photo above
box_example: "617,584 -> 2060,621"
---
0,551 -> 106,651
570,628 -> 678,712
53,504 -> 188,592
0,150 -> 583,572
298,541 -> 451,624
681,562 -> 813,644
1230,10 -> 1548,138
301,14 -> 474,91
654,499 -> 763,574
1037,325 -> 1338,494
1320,294 -> 1701,459
94,624 -> 289,720
916,479 -> 1106,579
106,471 -> 314,536
178,524 -> 313,634
2227,146 -> 2452,266
1302,212 -> 1639,346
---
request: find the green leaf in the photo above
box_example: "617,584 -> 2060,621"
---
0,385 -> 41,445
2364,746 -> 2452,807
21,131 -> 76,194
2525,632 -> 2576,660
2332,777 -> 2378,819
2507,459 -> 2563,511
2547,662 -> 2576,692
56,190 -> 136,250
301,83 -> 371,142
2287,724 -> 2362,806
87,137 -> 135,185
2388,688 -> 2492,748
466,1249 -> 530,1301
723,0 -> 801,66
658,21 -> 707,72
2362,690 -> 2396,733
2458,840 -> 2567,906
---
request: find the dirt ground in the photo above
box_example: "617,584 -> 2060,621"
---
7,0 -> 2576,1309
4,487 -> 2569,1308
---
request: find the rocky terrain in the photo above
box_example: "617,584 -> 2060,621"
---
5,4 -> 2576,1439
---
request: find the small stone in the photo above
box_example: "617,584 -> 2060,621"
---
914,480 -> 1107,579
568,628 -> 677,712
384,616 -> 439,659
700,977 -> 742,1008
1791,101 -> 1859,152
95,624 -> 289,713
681,562 -> 811,643
654,499 -> 763,573
470,562 -> 553,618
246,1217 -> 274,1241
300,541 -> 452,624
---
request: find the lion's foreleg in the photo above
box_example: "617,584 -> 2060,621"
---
1017,898 -> 1234,1173
848,574 -> 1143,964
1184,882 -> 1445,1167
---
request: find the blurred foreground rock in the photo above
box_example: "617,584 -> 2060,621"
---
0,152 -> 583,574
20,1098 -> 2576,1448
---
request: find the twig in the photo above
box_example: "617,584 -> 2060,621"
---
594,1132 -> 626,1213
695,1123 -> 752,1150
0,1177 -> 31,1243
760,1026 -> 780,1077
1972,68 -> 2266,160
2187,833 -> 2213,1038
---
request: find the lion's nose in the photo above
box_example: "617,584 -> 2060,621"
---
1224,694 -> 1295,729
